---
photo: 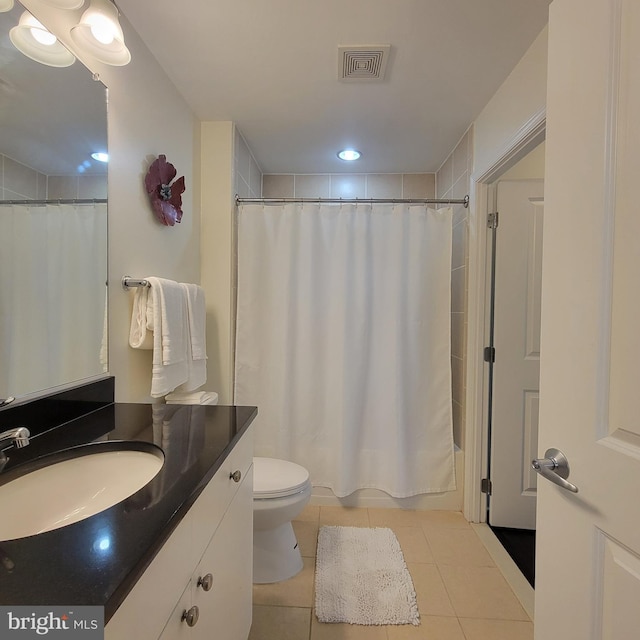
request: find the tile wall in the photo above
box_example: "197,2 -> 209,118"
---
263,172 -> 435,200
0,153 -> 107,201
264,168 -> 466,449
1,155 -> 47,200
235,130 -> 262,198
47,174 -> 107,200
231,129 -> 263,393
436,125 -> 473,449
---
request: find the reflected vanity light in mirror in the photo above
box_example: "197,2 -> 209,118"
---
70,0 -> 131,66
9,10 -> 75,66
91,151 -> 109,162
0,1 -> 109,403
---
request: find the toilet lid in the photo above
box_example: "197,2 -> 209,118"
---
253,457 -> 310,498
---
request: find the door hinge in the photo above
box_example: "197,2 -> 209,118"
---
487,212 -> 499,229
481,478 -> 492,495
483,346 -> 495,363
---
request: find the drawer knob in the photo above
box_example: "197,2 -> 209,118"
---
230,470 -> 242,483
182,606 -> 199,627
197,573 -> 213,592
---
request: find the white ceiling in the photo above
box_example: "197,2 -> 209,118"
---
117,0 -> 551,175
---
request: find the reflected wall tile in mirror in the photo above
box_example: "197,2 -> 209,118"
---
78,174 -> 108,199
37,172 -> 47,199
47,175 -> 79,199
3,156 -> 39,199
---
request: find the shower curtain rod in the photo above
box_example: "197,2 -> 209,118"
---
0,198 -> 107,205
236,194 -> 469,208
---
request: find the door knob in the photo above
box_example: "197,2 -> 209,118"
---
531,448 -> 579,493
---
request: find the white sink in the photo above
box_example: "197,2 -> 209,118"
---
0,442 -> 164,541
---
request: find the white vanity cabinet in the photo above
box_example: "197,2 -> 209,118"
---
105,426 -> 253,640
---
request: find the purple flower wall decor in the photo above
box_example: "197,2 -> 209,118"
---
144,155 -> 186,226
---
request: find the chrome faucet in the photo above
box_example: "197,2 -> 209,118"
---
0,427 -> 30,450
0,427 -> 30,471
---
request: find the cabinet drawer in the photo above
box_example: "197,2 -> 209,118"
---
191,465 -> 253,640
105,505 -> 193,640
158,582 -> 192,640
190,425 -> 253,558
106,426 -> 254,640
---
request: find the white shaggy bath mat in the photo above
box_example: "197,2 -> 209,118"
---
314,525 -> 420,626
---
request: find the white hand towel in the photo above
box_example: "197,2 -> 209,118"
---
129,284 -> 154,349
181,283 -> 207,360
165,391 -> 218,405
172,282 -> 207,392
128,277 -> 190,397
150,277 -> 188,366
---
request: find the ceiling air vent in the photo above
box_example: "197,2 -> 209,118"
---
338,45 -> 391,82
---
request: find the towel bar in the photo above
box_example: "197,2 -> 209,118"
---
122,276 -> 150,290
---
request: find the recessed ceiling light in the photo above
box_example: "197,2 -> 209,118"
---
91,152 -> 109,162
337,149 -> 361,161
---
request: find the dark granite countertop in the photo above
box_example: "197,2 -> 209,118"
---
0,402 -> 257,622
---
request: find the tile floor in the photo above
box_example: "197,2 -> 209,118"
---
249,506 -> 533,640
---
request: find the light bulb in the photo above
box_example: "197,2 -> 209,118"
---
30,26 -> 57,46
89,18 -> 116,45
70,0 -> 131,66
338,149 -> 361,161
9,11 -> 75,67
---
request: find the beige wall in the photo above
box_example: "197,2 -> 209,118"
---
473,27 -> 548,178
21,0 -> 201,402
433,25 -> 547,456
500,141 -> 546,180
436,127 -> 473,449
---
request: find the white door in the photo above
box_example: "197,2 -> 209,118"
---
490,179 -> 544,529
535,0 -> 640,637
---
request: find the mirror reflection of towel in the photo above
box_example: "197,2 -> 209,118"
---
141,404 -> 207,505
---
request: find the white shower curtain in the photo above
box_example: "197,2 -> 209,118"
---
235,202 -> 456,497
0,203 -> 108,398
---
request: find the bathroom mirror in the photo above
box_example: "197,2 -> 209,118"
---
0,2 -> 108,403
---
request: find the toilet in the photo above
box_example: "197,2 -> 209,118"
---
252,456 -> 312,584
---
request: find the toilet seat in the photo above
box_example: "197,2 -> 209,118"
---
253,457 -> 310,499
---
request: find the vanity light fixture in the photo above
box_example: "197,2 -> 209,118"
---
70,0 -> 131,66
337,149 -> 361,161
9,10 -> 76,67
0,0 -> 14,13
39,0 -> 84,9
91,151 -> 109,162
